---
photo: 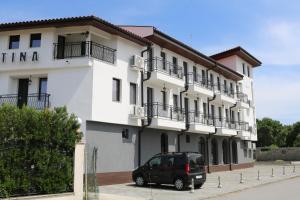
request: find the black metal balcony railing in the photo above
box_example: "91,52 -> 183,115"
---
236,92 -> 249,104
0,93 -> 50,110
188,111 -> 214,126
213,84 -> 235,98
214,118 -> 250,131
53,41 -> 116,64
186,73 -> 213,90
144,102 -> 185,121
144,57 -> 184,79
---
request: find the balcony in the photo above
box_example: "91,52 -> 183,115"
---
215,118 -> 238,136
144,102 -> 185,130
53,41 -> 116,64
145,57 -> 185,88
188,111 -> 215,133
214,85 -> 237,105
236,93 -> 250,109
237,121 -> 251,140
186,73 -> 214,97
0,93 -> 50,110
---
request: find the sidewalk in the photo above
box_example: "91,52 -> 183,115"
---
99,162 -> 300,200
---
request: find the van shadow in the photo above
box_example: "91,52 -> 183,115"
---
126,183 -> 191,192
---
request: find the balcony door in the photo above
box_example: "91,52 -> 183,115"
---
147,87 -> 153,118
184,97 -> 189,125
17,79 -> 29,108
57,36 -> 65,59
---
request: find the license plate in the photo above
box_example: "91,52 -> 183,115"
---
196,175 -> 202,179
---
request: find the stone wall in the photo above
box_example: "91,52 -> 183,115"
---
256,147 -> 300,161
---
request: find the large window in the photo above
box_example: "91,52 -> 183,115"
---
30,33 -> 41,48
9,35 -> 20,49
129,83 -> 137,105
247,66 -> 251,77
112,78 -> 121,102
203,102 -> 207,117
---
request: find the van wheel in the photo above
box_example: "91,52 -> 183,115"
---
135,176 -> 145,186
174,178 -> 185,190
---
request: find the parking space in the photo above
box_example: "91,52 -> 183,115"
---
99,162 -> 300,200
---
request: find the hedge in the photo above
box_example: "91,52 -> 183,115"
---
0,105 -> 82,197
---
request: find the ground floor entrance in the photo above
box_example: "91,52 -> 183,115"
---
85,121 -> 255,185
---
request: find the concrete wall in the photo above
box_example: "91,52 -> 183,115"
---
256,147 -> 300,161
86,121 -> 139,173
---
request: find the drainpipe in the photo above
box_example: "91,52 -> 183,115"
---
138,46 -> 153,167
229,134 -> 238,171
206,131 -> 217,173
178,70 -> 190,152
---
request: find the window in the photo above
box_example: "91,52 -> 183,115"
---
149,157 -> 161,168
224,80 -> 228,93
247,66 -> 251,77
38,78 -> 48,100
172,57 -> 178,74
225,109 -> 229,122
186,135 -> 190,143
173,94 -> 178,111
217,77 -> 221,90
237,111 -> 241,122
30,33 -> 41,48
122,129 -> 129,140
230,82 -> 234,95
183,61 -> 188,76
112,78 -> 121,102
201,69 -> 206,85
218,107 -> 222,121
201,70 -> 206,84
211,105 -> 215,119
242,63 -> 246,75
161,52 -> 166,70
194,100 -> 198,117
193,66 -> 197,82
129,83 -> 137,105
231,110 -> 235,122
162,156 -> 174,168
9,35 -> 20,49
203,102 -> 207,117
161,91 -> 167,110
210,74 -> 214,88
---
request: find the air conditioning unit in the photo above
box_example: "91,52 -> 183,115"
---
130,105 -> 145,118
131,55 -> 144,71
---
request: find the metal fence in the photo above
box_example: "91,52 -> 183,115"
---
0,93 -> 50,109
53,41 -> 116,64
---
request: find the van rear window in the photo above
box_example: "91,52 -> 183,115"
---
188,154 -> 204,169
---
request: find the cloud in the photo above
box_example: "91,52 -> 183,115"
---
254,66 -> 300,124
255,20 -> 300,65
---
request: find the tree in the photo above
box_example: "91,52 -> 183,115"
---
256,118 -> 286,147
286,122 -> 300,147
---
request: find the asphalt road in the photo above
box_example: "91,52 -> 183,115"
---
211,177 -> 300,200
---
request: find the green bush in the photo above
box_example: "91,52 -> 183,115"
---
0,105 -> 82,197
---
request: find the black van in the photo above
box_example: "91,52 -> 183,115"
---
132,152 -> 206,190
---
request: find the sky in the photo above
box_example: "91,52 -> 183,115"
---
1,0 -> 299,124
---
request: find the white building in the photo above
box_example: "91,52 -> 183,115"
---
0,16 -> 261,185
